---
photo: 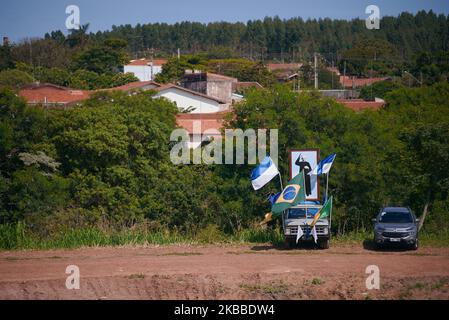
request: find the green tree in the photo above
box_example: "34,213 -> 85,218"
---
65,23 -> 90,48
206,59 -> 275,86
359,81 -> 403,100
0,69 -> 34,89
384,83 -> 449,230
155,55 -> 205,83
71,39 -> 129,74
11,38 -> 73,69
0,43 -> 14,71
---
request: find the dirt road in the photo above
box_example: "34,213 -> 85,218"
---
1,244 -> 448,300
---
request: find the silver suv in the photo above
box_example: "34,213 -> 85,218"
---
373,207 -> 419,250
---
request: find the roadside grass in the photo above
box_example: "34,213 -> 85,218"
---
303,277 -> 325,286
420,232 -> 449,247
399,277 -> 449,299
311,278 -> 324,285
333,230 -> 449,248
239,280 -> 288,295
332,231 -> 372,246
0,223 -> 448,251
127,273 -> 145,280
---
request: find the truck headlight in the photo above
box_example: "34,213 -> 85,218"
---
323,227 -> 328,234
285,228 -> 291,235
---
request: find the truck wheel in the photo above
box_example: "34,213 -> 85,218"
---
285,239 -> 296,249
318,239 -> 330,250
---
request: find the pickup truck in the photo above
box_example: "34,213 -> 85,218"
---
283,202 -> 330,249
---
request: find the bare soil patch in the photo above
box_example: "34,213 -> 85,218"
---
1,244 -> 448,300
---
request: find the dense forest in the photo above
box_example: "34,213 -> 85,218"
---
0,83 -> 448,248
0,10 -> 447,93
58,10 -> 448,63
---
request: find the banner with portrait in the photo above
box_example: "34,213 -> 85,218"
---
289,149 -> 320,201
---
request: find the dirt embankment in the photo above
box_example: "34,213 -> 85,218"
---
1,244 -> 448,300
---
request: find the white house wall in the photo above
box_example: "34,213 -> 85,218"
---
124,65 -> 163,81
154,88 -> 222,113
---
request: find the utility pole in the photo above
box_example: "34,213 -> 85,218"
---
29,40 -> 36,82
371,55 -> 374,100
149,47 -> 155,81
314,52 -> 318,90
250,42 -> 253,61
331,58 -> 334,89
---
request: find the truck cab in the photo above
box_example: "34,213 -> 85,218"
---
283,202 -> 330,249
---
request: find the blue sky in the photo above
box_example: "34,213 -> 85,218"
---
1,0 -> 449,42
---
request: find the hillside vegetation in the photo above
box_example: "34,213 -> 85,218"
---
0,83 -> 448,249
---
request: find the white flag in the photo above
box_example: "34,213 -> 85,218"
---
296,225 -> 304,244
311,225 -> 318,244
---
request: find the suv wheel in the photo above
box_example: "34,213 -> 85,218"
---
318,239 -> 330,250
374,242 -> 383,250
410,239 -> 419,251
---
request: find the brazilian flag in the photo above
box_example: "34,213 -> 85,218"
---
310,196 -> 333,227
271,173 -> 306,215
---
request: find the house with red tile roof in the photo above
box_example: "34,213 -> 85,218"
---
232,81 -> 264,92
266,63 -> 302,72
267,63 -> 302,82
102,81 -> 161,91
339,75 -> 390,88
176,112 -> 227,149
336,98 -> 386,111
19,83 -> 91,107
19,81 -> 231,145
20,82 -> 162,107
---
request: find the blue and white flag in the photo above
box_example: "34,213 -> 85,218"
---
251,156 -> 280,190
311,154 -> 336,176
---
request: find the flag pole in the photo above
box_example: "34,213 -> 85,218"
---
278,171 -> 284,230
329,195 -> 333,239
278,173 -> 284,191
326,172 -> 332,238
303,169 -> 308,229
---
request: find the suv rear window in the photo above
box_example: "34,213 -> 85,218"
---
379,211 -> 413,223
